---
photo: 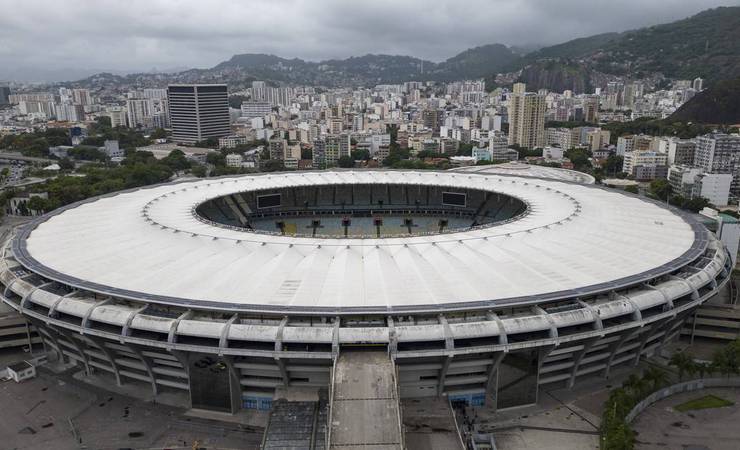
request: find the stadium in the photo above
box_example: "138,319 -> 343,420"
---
0,169 -> 731,415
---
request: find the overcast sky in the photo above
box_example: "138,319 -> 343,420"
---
0,0 -> 736,81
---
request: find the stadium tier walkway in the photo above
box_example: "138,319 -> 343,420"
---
329,350 -> 404,449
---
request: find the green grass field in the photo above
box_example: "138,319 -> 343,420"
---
675,394 -> 734,412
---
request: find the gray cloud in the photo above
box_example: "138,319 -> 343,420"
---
0,0 -> 734,81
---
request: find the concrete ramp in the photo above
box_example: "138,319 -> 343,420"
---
329,351 -> 403,449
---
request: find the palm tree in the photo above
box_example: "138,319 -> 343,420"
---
643,367 -> 669,392
669,351 -> 694,381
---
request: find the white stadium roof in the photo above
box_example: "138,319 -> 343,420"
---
452,162 -> 597,184
15,170 -> 702,314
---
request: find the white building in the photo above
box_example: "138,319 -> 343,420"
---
694,133 -> 740,194
241,101 -> 272,118
103,140 -> 123,159
6,361 -> 35,383
622,151 -> 667,175
542,146 -> 564,160
472,147 -> 492,162
225,153 -> 244,168
219,135 -> 249,149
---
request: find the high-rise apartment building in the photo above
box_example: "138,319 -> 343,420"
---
167,84 -> 230,144
508,84 -> 546,149
107,106 -> 127,128
693,77 -> 704,91
694,133 -> 740,193
72,89 -> 92,106
583,95 -> 599,123
126,98 -> 152,129
324,134 -> 351,166
268,136 -> 287,160
0,86 -> 10,105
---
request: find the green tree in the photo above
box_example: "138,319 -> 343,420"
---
58,157 -> 75,171
149,128 -> 168,140
351,149 -> 370,161
206,152 -> 226,167
669,352 -> 695,381
161,149 -> 191,171
27,196 -> 48,214
191,165 -> 207,178
649,179 -> 671,201
623,185 -> 639,194
337,155 -> 354,168
260,160 -> 285,172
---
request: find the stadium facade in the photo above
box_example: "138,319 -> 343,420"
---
0,170 -> 730,413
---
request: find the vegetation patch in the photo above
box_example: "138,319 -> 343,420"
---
674,395 -> 734,412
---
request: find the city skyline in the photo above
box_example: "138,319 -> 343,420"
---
0,0 -> 734,82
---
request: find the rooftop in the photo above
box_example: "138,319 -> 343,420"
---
14,170 -> 702,314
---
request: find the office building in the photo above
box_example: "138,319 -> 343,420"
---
167,84 -> 230,144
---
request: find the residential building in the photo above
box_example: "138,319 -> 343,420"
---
542,146 -> 564,160
508,84 -> 546,149
586,130 -> 610,151
268,136 -> 287,160
583,95 -> 599,123
241,102 -> 272,118
472,147 -> 492,162
126,98 -> 152,129
103,140 -> 123,159
72,88 -> 92,106
107,106 -> 127,128
622,150 -> 668,180
547,128 -> 581,150
225,153 -> 243,168
324,134 -> 351,166
667,138 -> 696,165
167,84 -> 230,144
668,165 -> 732,206
0,86 -> 10,105
219,135 -> 249,149
694,133 -> 740,194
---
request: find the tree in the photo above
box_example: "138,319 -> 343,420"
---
161,149 -> 191,171
206,152 -> 226,167
260,160 -> 285,172
337,155 -> 354,168
191,165 -> 207,178
58,158 -> 75,171
149,128 -> 168,140
27,196 -> 48,214
669,352 -> 695,381
643,367 -> 668,392
605,155 -> 624,176
194,138 -> 220,149
351,149 -> 370,161
649,179 -> 671,201
624,185 -> 639,195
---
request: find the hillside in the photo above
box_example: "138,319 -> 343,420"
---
65,6 -> 739,90
516,60 -> 592,93
670,77 -> 740,124
512,7 -> 740,85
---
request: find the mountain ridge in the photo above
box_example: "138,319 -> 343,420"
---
63,6 -> 740,90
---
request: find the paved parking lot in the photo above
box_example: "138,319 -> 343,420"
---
0,364 -> 263,450
632,387 -> 740,450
